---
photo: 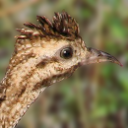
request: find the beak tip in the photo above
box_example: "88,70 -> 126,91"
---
120,63 -> 123,67
116,61 -> 123,67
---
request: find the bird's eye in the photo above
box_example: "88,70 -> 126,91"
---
60,47 -> 73,59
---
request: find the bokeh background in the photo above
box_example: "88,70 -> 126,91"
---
0,0 -> 128,128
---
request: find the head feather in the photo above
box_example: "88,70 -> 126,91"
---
16,12 -> 80,41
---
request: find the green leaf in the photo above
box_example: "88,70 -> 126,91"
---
110,19 -> 127,41
117,69 -> 128,90
92,106 -> 108,118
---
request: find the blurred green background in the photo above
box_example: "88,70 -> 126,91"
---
0,0 -> 128,128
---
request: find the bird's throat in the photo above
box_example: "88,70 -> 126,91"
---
0,57 -> 46,128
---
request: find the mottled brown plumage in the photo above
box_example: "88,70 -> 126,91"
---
0,12 -> 121,128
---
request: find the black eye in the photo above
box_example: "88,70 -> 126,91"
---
60,47 -> 73,59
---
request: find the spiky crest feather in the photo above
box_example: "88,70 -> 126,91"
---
16,12 -> 80,41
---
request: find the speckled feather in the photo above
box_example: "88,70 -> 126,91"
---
14,12 -> 80,53
0,12 -> 86,128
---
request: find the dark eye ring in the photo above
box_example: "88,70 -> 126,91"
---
60,47 -> 73,59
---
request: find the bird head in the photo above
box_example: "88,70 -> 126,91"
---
0,12 -> 122,128
13,12 -> 121,89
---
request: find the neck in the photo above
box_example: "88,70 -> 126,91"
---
0,39 -> 77,128
0,54 -> 46,128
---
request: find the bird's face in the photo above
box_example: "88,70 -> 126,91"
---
28,38 -> 86,86
31,37 -> 121,87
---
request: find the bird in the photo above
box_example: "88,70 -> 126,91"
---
0,12 -> 122,128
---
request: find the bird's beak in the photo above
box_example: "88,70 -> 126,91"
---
80,47 -> 122,66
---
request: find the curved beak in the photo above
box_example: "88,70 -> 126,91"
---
80,47 -> 122,66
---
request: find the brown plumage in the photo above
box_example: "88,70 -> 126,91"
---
17,12 -> 80,39
0,12 -> 121,128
